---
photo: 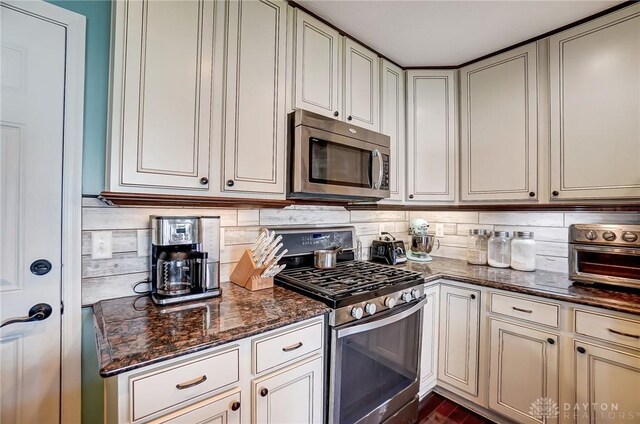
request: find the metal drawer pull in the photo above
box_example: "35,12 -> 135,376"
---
512,306 -> 533,314
175,375 -> 207,390
282,342 -> 303,352
608,328 -> 640,339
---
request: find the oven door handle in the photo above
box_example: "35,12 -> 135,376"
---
336,297 -> 428,339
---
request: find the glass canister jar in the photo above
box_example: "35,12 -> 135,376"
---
511,231 -> 536,271
488,231 -> 511,268
466,229 -> 489,265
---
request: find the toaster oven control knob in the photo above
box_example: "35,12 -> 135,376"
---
602,231 -> 617,242
384,297 -> 396,309
585,230 -> 598,241
401,292 -> 412,303
411,289 -> 421,300
351,306 -> 364,320
622,232 -> 638,243
364,303 -> 377,315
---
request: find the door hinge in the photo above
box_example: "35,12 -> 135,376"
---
60,301 -> 64,315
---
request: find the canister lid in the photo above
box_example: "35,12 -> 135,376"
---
513,231 -> 534,238
469,229 -> 490,235
492,231 -> 510,237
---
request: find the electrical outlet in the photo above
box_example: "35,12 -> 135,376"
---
435,223 -> 445,237
91,231 -> 112,259
137,230 -> 149,257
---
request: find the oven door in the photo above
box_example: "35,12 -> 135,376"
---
569,244 -> 640,289
291,125 -> 390,200
329,298 -> 426,424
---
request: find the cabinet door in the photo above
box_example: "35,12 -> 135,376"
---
574,341 -> 640,424
420,285 -> 439,394
406,70 -> 456,202
489,319 -> 559,424
109,0 -> 213,190
438,285 -> 480,395
344,39 -> 379,131
253,355 -> 323,424
153,389 -> 241,424
222,0 -> 287,195
550,4 -> 640,200
380,59 -> 406,202
294,10 -> 341,119
460,44 -> 538,201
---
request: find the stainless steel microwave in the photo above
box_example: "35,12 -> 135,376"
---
288,109 -> 391,201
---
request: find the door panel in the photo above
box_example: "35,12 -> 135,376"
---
380,60 -> 405,202
344,39 -> 379,131
460,44 -> 538,201
294,9 -> 341,119
420,286 -> 439,392
223,0 -> 287,194
1,5 -> 65,422
154,389 -> 241,424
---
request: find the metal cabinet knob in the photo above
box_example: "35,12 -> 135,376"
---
231,401 -> 241,411
199,177 -> 209,185
470,294 -> 476,300
333,111 -> 339,117
547,338 -> 555,345
576,346 -> 586,354
347,116 -> 352,121
226,180 -> 235,187
552,190 -> 559,197
529,191 -> 535,197
260,388 -> 269,397
409,194 -> 414,199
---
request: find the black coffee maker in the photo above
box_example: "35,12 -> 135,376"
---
150,216 -> 221,305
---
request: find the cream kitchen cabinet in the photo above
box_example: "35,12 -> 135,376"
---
107,0 -> 216,192
437,284 -> 481,397
292,9 -> 342,119
488,319 -> 559,424
149,389 -> 242,424
406,70 -> 457,202
380,59 -> 406,202
460,43 -> 538,201
420,285 -> 439,397
549,4 -> 640,200
221,0 -> 287,195
252,355 -> 324,424
343,38 -> 379,131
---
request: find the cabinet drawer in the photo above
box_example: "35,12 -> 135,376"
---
253,320 -> 323,374
490,292 -> 559,328
132,348 -> 239,421
575,309 -> 640,351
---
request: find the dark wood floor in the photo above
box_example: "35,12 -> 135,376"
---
418,392 -> 496,424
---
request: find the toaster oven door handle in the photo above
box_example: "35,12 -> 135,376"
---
371,149 -> 383,190
337,297 -> 428,339
608,328 -> 640,339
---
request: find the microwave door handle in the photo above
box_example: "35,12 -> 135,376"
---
372,149 -> 383,189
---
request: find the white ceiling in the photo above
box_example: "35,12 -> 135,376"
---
295,0 -> 625,66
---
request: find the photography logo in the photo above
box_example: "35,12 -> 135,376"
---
530,397 -> 560,419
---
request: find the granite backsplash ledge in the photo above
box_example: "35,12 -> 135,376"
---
81,197 -> 640,305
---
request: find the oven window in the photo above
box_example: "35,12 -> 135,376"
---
577,250 -> 640,280
334,308 -> 420,423
309,137 -> 372,188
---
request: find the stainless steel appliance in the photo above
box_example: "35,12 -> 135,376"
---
407,218 -> 439,263
150,216 -> 221,305
569,224 -> 640,289
288,109 -> 391,201
268,226 -> 425,424
371,232 -> 407,265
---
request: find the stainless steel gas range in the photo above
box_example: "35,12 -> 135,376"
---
266,226 -> 426,424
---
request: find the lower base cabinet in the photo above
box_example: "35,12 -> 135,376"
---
488,319 -> 559,424
151,389 -> 241,424
252,355 -> 324,424
574,341 -> 640,424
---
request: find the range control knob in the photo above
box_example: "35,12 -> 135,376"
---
602,231 -> 617,242
622,232 -> 638,243
351,306 -> 364,320
384,297 -> 397,309
401,292 -> 412,303
585,230 -> 598,241
364,303 -> 377,315
411,289 -> 421,300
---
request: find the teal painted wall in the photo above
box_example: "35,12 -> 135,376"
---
50,0 -> 111,195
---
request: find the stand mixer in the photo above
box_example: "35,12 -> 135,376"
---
407,218 -> 440,262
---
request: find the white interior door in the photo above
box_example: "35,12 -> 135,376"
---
1,4 -> 65,423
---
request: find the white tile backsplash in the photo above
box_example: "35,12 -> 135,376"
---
479,212 -> 564,227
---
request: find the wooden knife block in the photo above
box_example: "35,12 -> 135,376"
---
229,250 -> 274,291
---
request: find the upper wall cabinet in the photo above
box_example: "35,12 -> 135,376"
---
380,59 -> 405,202
107,0 -> 215,192
344,39 -> 379,131
460,44 -> 538,201
549,4 -> 640,200
406,70 -> 456,202
222,0 -> 287,195
293,10 -> 342,119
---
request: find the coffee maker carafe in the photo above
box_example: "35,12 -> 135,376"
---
151,216 -> 221,305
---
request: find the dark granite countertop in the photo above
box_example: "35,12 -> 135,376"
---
93,281 -> 330,377
403,257 -> 640,315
